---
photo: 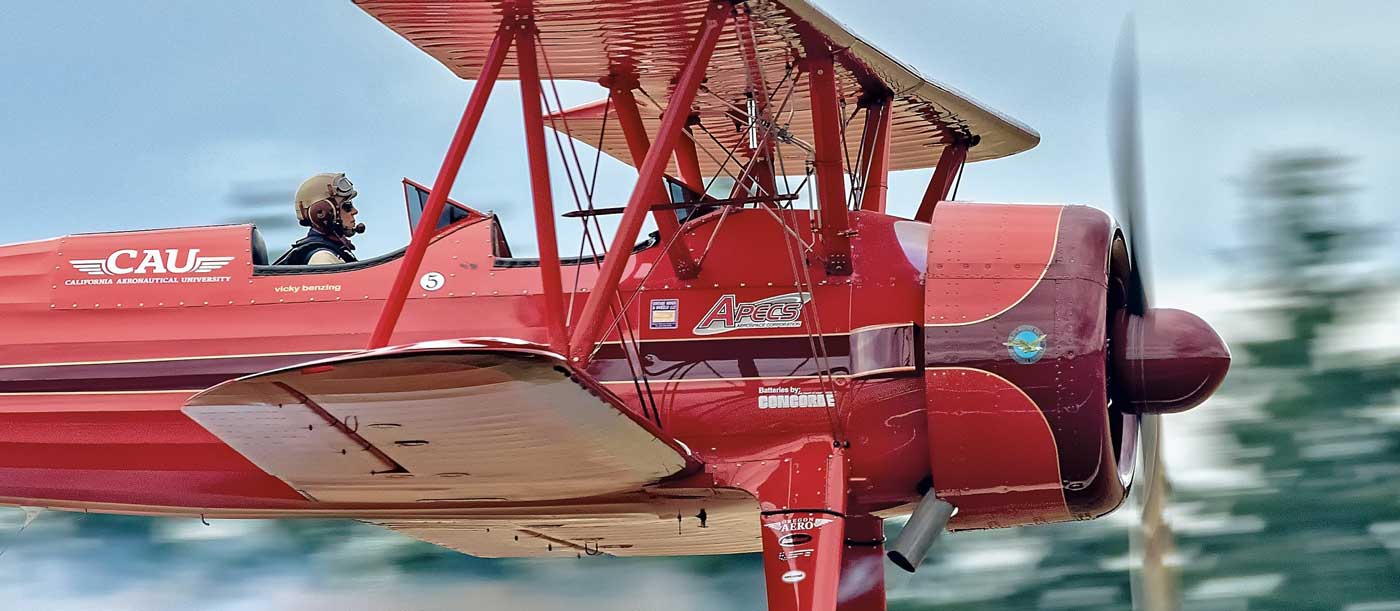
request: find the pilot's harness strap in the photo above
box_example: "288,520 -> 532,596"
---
275,233 -> 358,266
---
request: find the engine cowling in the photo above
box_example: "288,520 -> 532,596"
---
918,202 -> 1226,529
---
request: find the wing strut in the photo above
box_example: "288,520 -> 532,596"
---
606,78 -> 700,279
857,99 -> 893,213
714,442 -> 850,611
802,39 -> 853,276
517,15 -> 570,354
839,516 -> 888,611
675,124 -> 706,194
914,140 -> 969,222
570,1 -> 730,362
371,7 -> 582,354
369,19 -> 513,349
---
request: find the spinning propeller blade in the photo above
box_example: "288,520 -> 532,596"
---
1109,16 -> 1177,611
1111,18 -> 1150,318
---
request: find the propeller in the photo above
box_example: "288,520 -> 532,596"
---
1108,17 -> 1175,611
1111,20 -> 1150,319
1108,14 -> 1160,493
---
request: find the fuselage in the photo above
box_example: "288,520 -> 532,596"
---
0,208 -> 908,513
0,202 -> 1131,533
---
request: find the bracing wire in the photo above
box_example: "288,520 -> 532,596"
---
848,105 -> 878,210
565,94 -> 611,325
716,66 -> 846,443
838,102 -> 862,209
768,202 -> 845,442
699,63 -> 801,199
534,29 -> 661,424
530,18 -> 847,441
950,156 -> 967,201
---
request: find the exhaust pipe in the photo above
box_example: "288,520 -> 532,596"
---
886,490 -> 956,573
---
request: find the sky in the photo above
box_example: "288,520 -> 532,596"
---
3,1 -> 1398,305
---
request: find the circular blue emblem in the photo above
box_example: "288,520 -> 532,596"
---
1004,325 -> 1047,364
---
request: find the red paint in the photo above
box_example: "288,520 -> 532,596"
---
925,203 -> 1062,325
0,408 -> 303,507
0,4 -> 1238,610
0,203 -> 1152,529
0,195 -> 1227,611
674,126 -> 705,194
925,368 -> 1070,528
1112,308 -> 1231,415
0,204 -> 1120,514
722,442 -> 847,611
733,5 -> 778,200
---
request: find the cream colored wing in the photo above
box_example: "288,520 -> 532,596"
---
183,339 -> 695,504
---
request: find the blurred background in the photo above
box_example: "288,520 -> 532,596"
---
1,1 -> 1398,609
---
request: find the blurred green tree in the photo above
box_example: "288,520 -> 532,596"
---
1171,150 -> 1400,610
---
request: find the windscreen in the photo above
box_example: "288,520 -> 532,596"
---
404,181 -> 475,231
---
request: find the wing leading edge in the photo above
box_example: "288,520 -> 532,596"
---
354,0 -> 1039,167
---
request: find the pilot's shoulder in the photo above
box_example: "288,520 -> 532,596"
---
307,249 -> 346,266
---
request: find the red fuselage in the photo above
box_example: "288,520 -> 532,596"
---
0,202 -> 1131,528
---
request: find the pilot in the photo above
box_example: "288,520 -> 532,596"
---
275,173 -> 367,265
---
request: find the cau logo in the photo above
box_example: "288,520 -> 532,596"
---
69,249 -> 234,276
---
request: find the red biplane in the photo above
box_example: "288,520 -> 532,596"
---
0,1 -> 1228,609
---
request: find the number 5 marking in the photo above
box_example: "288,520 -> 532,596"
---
419,272 -> 445,292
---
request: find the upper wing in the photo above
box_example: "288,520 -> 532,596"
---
182,339 -> 696,504
353,0 -> 1039,169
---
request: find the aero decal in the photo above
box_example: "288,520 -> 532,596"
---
780,570 -> 807,584
694,292 -> 811,336
69,249 -> 234,276
763,517 -> 834,533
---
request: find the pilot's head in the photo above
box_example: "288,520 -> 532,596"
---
294,173 -> 366,239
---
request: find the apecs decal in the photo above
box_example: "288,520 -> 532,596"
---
693,292 -> 811,335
